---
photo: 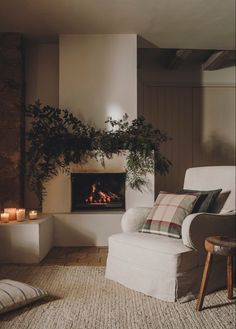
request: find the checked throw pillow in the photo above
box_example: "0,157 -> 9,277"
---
139,191 -> 199,238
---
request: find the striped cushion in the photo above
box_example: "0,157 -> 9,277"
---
0,279 -> 47,314
140,192 -> 199,238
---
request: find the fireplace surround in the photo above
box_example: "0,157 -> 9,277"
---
71,173 -> 126,211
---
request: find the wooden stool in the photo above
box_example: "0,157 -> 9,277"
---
196,236 -> 236,311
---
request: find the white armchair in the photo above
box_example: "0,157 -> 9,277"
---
105,166 -> 236,302
182,211 -> 236,252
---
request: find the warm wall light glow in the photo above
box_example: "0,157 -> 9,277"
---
106,103 -> 124,129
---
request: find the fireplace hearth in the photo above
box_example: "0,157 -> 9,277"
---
71,173 -> 126,211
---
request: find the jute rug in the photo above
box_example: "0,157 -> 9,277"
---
0,265 -> 235,329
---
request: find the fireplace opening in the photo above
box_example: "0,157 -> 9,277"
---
71,173 -> 126,211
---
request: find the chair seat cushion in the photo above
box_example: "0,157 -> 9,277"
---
106,232 -> 226,301
108,232 -> 199,274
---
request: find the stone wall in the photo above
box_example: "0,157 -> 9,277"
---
0,33 -> 24,208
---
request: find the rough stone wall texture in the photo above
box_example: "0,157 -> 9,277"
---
0,33 -> 24,208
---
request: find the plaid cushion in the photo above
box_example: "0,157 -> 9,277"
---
180,189 -> 222,213
139,191 -> 199,238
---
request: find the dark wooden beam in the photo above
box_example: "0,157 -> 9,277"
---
176,49 -> 193,60
166,49 -> 192,69
202,50 -> 235,70
137,48 -> 146,69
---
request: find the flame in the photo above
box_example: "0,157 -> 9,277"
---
85,183 -> 118,204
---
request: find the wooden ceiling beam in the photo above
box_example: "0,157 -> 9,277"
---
166,49 -> 192,69
202,50 -> 233,70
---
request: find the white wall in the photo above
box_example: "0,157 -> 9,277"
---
43,154 -> 154,213
59,34 -> 137,128
42,34 -> 154,246
202,66 -> 236,86
25,42 -> 59,209
43,154 -> 154,246
53,213 -> 125,247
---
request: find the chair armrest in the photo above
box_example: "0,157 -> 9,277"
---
121,207 -> 151,232
182,212 -> 236,251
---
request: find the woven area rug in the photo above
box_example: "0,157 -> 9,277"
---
0,265 -> 235,329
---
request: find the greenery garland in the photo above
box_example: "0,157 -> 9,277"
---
26,101 -> 171,204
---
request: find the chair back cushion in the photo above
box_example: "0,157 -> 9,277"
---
183,166 -> 236,213
180,189 -> 222,213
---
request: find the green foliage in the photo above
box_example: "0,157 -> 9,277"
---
26,101 -> 171,204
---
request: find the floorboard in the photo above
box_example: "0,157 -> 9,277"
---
41,247 -> 108,266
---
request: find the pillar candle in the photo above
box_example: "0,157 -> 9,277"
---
16,209 -> 26,222
29,210 -> 38,220
4,208 -> 16,221
1,213 -> 10,223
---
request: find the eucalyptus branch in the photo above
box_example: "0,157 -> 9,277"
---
26,101 -> 171,203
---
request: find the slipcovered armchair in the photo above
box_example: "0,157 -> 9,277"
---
105,166 -> 236,302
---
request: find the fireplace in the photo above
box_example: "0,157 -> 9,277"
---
71,173 -> 126,211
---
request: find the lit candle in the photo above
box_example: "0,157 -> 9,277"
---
16,209 -> 25,222
1,213 -> 10,223
4,208 -> 16,221
29,210 -> 38,220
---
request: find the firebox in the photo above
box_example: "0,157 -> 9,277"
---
71,173 -> 126,211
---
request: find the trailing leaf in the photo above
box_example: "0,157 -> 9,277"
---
26,101 -> 171,204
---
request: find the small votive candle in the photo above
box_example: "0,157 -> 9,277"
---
1,213 -> 10,223
16,209 -> 25,222
4,208 -> 16,221
29,210 -> 38,220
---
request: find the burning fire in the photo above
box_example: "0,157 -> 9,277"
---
85,183 -> 118,204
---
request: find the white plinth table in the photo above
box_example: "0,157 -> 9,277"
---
0,216 -> 53,264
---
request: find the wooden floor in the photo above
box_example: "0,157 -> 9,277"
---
41,247 -> 108,266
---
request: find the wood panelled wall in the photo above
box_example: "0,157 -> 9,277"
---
138,81 -> 235,197
0,33 -> 25,208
